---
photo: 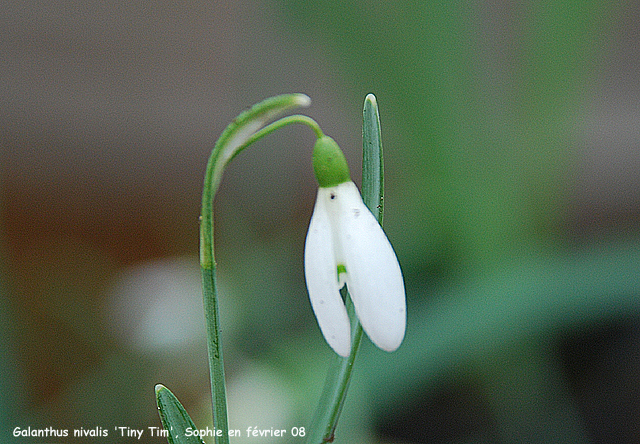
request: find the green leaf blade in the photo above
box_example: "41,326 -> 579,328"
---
362,93 -> 384,222
155,384 -> 206,444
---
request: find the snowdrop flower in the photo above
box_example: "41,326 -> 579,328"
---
305,136 -> 406,357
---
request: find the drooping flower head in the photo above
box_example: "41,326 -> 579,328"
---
304,136 -> 406,357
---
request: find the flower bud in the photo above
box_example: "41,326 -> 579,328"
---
312,136 -> 351,188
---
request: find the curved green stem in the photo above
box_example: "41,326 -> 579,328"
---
200,95 -> 321,269
198,94 -> 320,443
247,114 -> 323,148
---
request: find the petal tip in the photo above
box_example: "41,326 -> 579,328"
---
331,341 -> 351,358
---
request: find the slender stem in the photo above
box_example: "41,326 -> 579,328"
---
200,111 -> 321,268
306,94 -> 385,443
200,266 -> 229,444
306,288 -> 364,443
245,114 -> 323,150
198,95 -> 319,443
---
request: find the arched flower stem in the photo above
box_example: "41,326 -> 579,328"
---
199,95 -> 320,443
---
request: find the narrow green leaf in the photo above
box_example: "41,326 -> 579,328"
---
155,384 -> 206,444
362,93 -> 384,219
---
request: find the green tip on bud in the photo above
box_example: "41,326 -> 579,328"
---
312,136 -> 351,187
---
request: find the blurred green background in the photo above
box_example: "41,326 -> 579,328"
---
2,1 -> 640,443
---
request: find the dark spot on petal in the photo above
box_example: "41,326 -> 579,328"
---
330,193 -> 336,200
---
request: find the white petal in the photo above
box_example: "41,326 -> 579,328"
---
334,182 -> 406,352
304,191 -> 351,357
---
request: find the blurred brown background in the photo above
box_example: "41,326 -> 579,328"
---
2,2 -> 640,443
